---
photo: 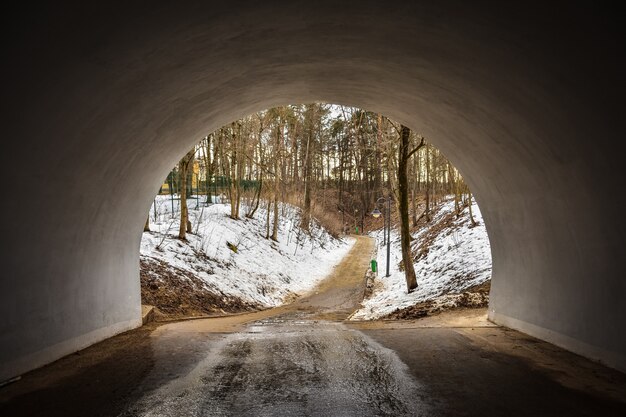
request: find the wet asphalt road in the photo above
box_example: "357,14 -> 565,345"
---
121,320 -> 424,417
2,236 -> 626,416
120,236 -> 426,416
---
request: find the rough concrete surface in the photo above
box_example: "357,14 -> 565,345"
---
1,1 -> 625,381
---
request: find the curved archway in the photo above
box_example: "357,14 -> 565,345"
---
1,1 -> 624,379
139,103 -> 494,321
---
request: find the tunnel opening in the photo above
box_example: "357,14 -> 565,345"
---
138,103 -> 493,324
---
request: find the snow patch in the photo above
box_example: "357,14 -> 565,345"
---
351,198 -> 492,320
141,196 -> 355,308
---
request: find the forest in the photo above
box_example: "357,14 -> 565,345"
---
151,103 -> 478,293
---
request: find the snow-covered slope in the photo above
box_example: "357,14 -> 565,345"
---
350,198 -> 492,320
141,196 -> 354,308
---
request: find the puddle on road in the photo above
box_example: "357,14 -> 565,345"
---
118,321 -> 429,417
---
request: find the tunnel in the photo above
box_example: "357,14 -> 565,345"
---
1,1 -> 624,381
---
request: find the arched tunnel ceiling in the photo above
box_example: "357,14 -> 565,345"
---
1,1 -> 624,379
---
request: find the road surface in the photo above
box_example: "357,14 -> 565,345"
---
1,236 -> 625,416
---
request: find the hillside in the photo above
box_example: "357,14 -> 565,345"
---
141,196 -> 354,319
350,198 -> 492,320
141,195 -> 491,322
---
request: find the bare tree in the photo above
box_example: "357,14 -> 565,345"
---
467,188 -> 478,227
300,104 -> 317,231
271,109 -> 282,241
178,148 -> 195,240
397,125 -> 424,292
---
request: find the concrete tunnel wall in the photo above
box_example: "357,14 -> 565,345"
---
1,1 -> 624,380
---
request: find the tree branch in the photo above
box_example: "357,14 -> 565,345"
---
407,136 -> 426,159
386,117 -> 402,136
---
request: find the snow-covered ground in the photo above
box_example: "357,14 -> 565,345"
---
350,198 -> 492,320
141,195 -> 354,308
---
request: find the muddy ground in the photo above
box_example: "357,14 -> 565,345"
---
140,258 -> 260,320
382,281 -> 491,320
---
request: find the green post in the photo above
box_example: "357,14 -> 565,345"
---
370,259 -> 377,273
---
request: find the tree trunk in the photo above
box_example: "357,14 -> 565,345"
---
248,177 -> 262,218
424,144 -> 432,222
178,148 -> 195,240
301,120 -> 313,231
412,147 -> 420,226
271,188 -> 279,241
265,199 -> 272,239
271,122 -> 280,241
398,125 -> 418,292
450,162 -> 460,218
411,187 -> 418,227
229,123 -> 239,219
248,133 -> 264,218
235,122 -> 246,219
203,134 -> 213,204
468,190 -> 477,227
375,113 -> 383,198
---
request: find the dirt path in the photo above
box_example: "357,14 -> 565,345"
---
159,235 -> 374,334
